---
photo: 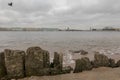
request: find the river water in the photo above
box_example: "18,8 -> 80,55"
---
0,31 -> 120,65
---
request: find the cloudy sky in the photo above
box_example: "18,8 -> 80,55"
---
0,0 -> 120,29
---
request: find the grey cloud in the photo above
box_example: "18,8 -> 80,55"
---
0,0 -> 120,29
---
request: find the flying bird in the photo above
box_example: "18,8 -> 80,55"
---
8,2 -> 13,6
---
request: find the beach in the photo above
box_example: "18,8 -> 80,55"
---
19,67 -> 120,80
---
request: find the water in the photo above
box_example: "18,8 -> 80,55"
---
0,31 -> 120,52
1,31 -> 120,65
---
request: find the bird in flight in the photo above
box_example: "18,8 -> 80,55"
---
8,2 -> 13,7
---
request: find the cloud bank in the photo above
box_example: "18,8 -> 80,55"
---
0,0 -> 120,29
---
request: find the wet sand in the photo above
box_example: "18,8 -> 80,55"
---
19,67 -> 120,80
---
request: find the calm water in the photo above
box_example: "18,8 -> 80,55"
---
0,31 -> 120,54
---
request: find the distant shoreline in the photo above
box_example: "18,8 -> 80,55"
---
0,27 -> 120,31
0,30 -> 120,32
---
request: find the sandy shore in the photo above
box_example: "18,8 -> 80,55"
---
19,67 -> 120,80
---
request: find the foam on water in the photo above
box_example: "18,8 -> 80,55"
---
98,47 -> 120,55
63,50 -> 75,65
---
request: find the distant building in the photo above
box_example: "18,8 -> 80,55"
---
40,28 -> 59,31
66,27 -> 70,31
92,29 -> 97,31
102,27 -> 116,31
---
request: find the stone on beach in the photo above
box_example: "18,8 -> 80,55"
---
49,68 -> 61,75
74,57 -> 92,73
70,50 -> 88,55
108,58 -> 116,68
116,60 -> 120,67
81,57 -> 93,70
0,52 -> 6,78
80,50 -> 88,55
92,53 -> 109,68
51,52 -> 72,75
4,49 -> 25,79
53,52 -> 63,71
49,52 -> 63,75
25,46 -> 50,76
69,50 -> 81,53
62,66 -> 73,74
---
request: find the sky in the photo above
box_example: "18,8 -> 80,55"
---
0,0 -> 120,29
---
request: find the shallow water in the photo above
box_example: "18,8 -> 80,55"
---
0,31 -> 120,53
0,31 -> 120,65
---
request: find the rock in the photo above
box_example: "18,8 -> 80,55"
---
4,49 -> 25,79
62,66 -> 73,74
50,62 -> 54,68
116,60 -> 120,67
80,50 -> 88,55
74,57 -> 92,73
74,59 -> 82,73
109,58 -> 116,68
31,68 -> 50,76
53,52 -> 63,71
70,50 -> 88,55
25,46 -> 50,76
26,46 -> 41,54
1,77 -> 11,80
92,53 -> 109,68
50,65 -> 72,75
69,50 -> 81,53
49,52 -> 63,75
40,68 -> 50,76
11,79 -> 17,80
81,57 -> 93,70
0,52 -> 6,78
49,68 -> 61,75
